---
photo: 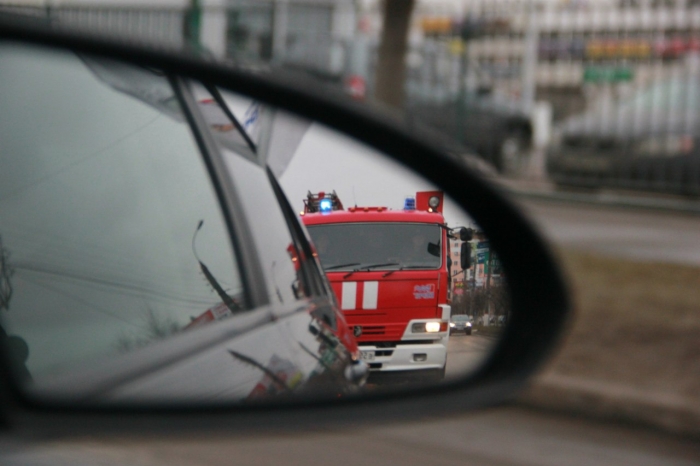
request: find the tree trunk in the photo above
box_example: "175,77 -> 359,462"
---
374,0 -> 415,109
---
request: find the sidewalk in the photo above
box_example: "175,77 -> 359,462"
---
499,177 -> 700,215
520,374 -> 700,438
509,233 -> 700,438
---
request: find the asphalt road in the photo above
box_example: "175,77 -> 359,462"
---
445,332 -> 498,380
3,406 -> 699,466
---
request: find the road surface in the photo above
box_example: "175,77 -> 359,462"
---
3,405 -> 699,466
445,332 -> 498,380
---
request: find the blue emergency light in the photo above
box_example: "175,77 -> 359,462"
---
319,198 -> 333,213
404,197 -> 416,210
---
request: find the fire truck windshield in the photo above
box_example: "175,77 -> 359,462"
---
307,223 -> 441,271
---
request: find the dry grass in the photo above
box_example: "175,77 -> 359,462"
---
536,249 -> 700,399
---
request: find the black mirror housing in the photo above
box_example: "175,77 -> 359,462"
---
0,19 -> 570,438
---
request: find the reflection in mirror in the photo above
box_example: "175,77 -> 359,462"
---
0,43 -> 255,398
0,41 -> 510,406
276,118 -> 509,387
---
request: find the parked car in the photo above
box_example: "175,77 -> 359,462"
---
547,74 -> 700,195
406,87 -> 533,176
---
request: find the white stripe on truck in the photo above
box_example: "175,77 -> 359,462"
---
362,281 -> 378,309
341,282 -> 357,310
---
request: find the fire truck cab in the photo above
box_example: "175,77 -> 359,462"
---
301,190 -> 453,382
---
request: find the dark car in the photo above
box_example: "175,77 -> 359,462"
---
547,74 -> 700,195
407,87 -> 533,175
449,314 -> 472,335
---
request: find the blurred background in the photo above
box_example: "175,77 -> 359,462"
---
3,0 -> 700,440
5,0 -> 700,195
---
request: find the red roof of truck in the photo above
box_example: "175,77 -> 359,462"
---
301,208 -> 445,225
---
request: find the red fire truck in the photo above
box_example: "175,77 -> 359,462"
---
301,190 -> 468,381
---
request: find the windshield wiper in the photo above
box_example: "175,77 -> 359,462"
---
343,263 -> 399,279
324,262 -> 360,271
382,265 -> 435,278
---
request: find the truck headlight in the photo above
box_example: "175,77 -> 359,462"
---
412,322 -> 444,333
425,322 -> 441,333
449,322 -> 455,328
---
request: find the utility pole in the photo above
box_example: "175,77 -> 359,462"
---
485,243 -> 494,321
457,37 -> 468,146
521,0 -> 539,115
468,240 -> 476,318
456,15 -> 483,145
184,0 -> 202,53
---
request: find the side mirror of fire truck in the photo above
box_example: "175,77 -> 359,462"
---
459,227 -> 474,241
460,242 -> 471,270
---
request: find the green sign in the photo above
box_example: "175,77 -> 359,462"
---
583,67 -> 634,82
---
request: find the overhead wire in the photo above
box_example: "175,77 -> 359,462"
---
0,113 -> 163,202
16,274 -> 152,330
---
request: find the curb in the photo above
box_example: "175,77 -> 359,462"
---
482,177 -> 700,436
494,178 -> 700,215
519,374 -> 700,438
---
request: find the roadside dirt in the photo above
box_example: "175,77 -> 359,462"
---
521,249 -> 700,432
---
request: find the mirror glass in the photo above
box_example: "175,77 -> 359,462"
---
0,41 -> 509,405
274,118 -> 508,388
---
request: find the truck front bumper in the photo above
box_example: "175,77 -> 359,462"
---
359,341 -> 447,372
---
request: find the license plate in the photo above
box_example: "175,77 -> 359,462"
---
360,350 -> 375,361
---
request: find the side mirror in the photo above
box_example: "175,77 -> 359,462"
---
0,20 -> 569,437
460,242 -> 471,270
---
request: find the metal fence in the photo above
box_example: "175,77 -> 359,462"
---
0,1 -> 348,74
0,4 -> 187,49
3,0 -> 700,195
404,1 -> 700,195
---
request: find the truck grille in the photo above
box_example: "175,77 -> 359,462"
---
361,325 -> 386,336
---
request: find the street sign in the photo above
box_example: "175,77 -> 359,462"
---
583,66 -> 634,82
